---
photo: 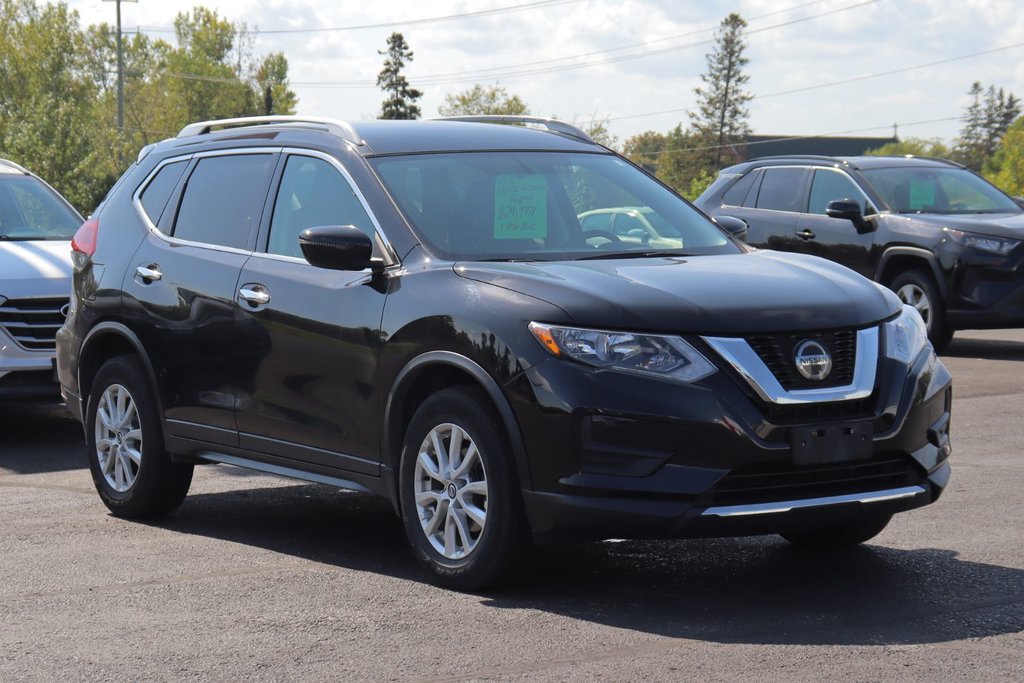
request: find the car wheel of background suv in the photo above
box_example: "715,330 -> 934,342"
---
399,387 -> 530,590
890,269 -> 954,352
780,514 -> 892,548
86,355 -> 193,518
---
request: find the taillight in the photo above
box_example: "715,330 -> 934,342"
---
72,218 -> 98,256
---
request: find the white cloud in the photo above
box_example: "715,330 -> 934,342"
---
65,0 -> 1024,144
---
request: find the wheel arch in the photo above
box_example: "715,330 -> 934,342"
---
875,247 -> 948,297
79,322 -> 164,419
383,351 -> 532,513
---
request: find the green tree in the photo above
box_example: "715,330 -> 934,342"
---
985,117 -> 1024,196
255,52 -> 297,115
689,13 -> 752,169
377,32 -> 422,120
953,82 -> 1021,171
438,84 -> 528,116
581,114 -> 618,150
865,137 -> 951,158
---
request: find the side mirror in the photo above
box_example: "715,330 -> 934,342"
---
299,225 -> 381,272
713,215 -> 748,242
826,199 -> 873,232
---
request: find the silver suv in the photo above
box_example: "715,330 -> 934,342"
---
0,159 -> 82,401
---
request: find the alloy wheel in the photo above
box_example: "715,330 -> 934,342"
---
896,283 -> 931,328
413,422 -> 489,560
95,383 -> 143,493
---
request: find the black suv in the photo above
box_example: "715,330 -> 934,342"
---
696,155 -> 1024,350
57,116 -> 952,589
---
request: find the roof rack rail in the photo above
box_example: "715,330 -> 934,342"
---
757,154 -> 844,163
0,158 -> 30,175
895,155 -> 965,169
433,115 -> 596,144
177,116 -> 364,146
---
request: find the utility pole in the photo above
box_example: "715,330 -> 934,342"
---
103,0 -> 137,132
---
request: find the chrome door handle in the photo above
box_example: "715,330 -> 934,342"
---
238,285 -> 271,306
796,229 -> 816,240
135,264 -> 162,281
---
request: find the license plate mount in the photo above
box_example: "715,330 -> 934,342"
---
791,421 -> 873,465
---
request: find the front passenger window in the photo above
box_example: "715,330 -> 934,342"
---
808,170 -> 868,215
268,156 -> 375,258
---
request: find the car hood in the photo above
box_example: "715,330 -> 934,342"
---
0,240 -> 73,299
898,211 -> 1024,239
455,250 -> 901,335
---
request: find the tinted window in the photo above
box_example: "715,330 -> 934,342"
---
173,154 -> 275,249
0,176 -> 81,240
371,152 -> 735,261
139,160 -> 187,226
861,166 -> 1021,214
755,168 -> 805,212
722,172 -> 757,206
268,156 -> 374,258
808,170 -> 865,214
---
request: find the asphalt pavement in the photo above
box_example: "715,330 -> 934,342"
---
2,330 -> 1023,681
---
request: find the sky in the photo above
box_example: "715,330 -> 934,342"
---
65,0 -> 1024,146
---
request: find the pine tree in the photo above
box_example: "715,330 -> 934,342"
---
954,82 -> 1021,171
689,13 -> 752,169
377,32 -> 422,120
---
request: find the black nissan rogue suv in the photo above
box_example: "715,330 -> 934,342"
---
696,154 -> 1024,351
56,116 -> 952,589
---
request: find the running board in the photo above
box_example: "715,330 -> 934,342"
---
197,452 -> 372,493
701,485 -> 927,518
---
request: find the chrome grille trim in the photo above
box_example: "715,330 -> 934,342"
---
701,484 -> 926,518
702,326 -> 879,405
0,297 -> 69,351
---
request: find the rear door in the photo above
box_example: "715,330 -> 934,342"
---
122,150 -> 277,446
794,168 -> 878,277
233,151 -> 391,475
724,166 -> 809,252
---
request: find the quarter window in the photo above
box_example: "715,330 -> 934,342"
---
755,168 -> 805,212
808,170 -> 867,215
139,160 -> 188,226
267,156 -> 374,258
173,154 -> 275,250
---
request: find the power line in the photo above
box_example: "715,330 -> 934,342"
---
606,41 -> 1024,124
288,0 -> 880,88
124,0 -> 586,35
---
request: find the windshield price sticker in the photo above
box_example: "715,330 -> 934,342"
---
494,174 -> 547,240
908,179 -> 936,210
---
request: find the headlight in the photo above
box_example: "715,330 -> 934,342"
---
943,228 -> 1020,255
528,322 -> 716,383
883,305 -> 930,363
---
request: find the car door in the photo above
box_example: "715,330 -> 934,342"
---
233,151 -> 391,476
122,150 -> 277,446
724,166 -> 809,253
794,168 -> 878,278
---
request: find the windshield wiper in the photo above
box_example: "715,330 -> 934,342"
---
576,250 -> 693,261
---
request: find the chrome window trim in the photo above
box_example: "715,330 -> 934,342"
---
700,485 -> 926,517
131,147 -> 278,257
271,147 -> 399,266
702,326 -> 879,405
747,164 -> 812,214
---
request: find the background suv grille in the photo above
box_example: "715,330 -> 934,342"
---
746,329 -> 857,390
0,298 -> 68,351
703,455 -> 923,507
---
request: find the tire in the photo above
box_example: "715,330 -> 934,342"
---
398,387 -> 530,590
85,355 -> 193,519
780,514 -> 892,548
890,269 -> 953,352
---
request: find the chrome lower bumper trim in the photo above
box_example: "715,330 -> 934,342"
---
701,485 -> 927,518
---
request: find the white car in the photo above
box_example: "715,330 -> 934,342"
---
0,159 -> 82,401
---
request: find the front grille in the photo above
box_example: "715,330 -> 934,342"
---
746,329 -> 857,390
0,297 -> 68,351
704,455 -> 922,507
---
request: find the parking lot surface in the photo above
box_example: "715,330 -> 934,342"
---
2,330 -> 1023,681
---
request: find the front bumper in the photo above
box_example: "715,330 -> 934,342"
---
944,247 -> 1024,329
0,325 -> 60,401
508,344 -> 952,542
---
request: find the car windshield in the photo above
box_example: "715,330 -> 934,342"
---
0,176 -> 82,240
370,151 -> 736,261
861,166 -> 1021,215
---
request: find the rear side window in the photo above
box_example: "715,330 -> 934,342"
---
722,172 -> 757,206
755,167 -> 805,212
173,154 -> 275,249
139,160 -> 188,226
